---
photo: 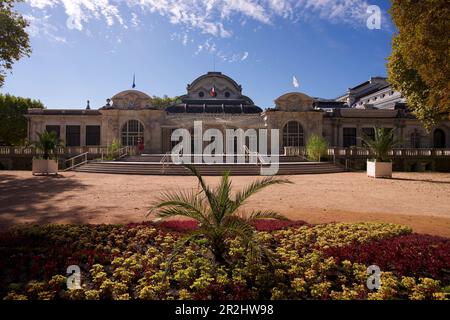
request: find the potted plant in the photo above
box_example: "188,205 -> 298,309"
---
363,128 -> 398,178
32,131 -> 63,175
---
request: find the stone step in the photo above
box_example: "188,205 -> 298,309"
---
74,161 -> 346,175
123,155 -> 306,163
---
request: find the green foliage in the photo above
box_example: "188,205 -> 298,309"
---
149,165 -> 292,268
306,134 -> 328,162
362,128 -> 398,162
387,0 -> 450,129
151,95 -> 180,109
0,0 -> 32,87
105,139 -> 122,160
33,130 -> 63,160
0,93 -> 44,145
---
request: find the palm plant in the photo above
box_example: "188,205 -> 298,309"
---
34,130 -> 63,160
149,165 -> 292,269
362,128 -> 399,162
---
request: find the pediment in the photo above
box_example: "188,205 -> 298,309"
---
111,90 -> 153,109
275,92 -> 314,112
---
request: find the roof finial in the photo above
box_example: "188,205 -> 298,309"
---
132,73 -> 136,89
86,100 -> 91,110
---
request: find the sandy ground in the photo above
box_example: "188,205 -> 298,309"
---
0,171 -> 449,237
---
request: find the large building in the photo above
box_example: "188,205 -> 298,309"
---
26,72 -> 449,154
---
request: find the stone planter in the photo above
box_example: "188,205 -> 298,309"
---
32,159 -> 58,175
367,160 -> 392,178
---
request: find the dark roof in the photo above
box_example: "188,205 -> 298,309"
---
27,109 -> 101,116
166,103 -> 262,114
314,100 -> 348,109
349,77 -> 387,91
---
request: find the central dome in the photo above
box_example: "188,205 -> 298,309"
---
166,72 -> 262,114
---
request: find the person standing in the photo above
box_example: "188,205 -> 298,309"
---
137,138 -> 144,155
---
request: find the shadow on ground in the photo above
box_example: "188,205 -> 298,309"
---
391,177 -> 450,185
0,173 -> 95,229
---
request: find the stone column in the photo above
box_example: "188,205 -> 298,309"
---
356,122 -> 361,147
81,121 -> 86,147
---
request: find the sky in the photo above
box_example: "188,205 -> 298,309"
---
1,0 -> 395,109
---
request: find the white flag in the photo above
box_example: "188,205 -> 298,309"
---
293,76 -> 299,88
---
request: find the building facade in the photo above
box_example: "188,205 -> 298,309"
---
26,72 -> 449,154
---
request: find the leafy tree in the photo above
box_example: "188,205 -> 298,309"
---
151,95 -> 180,109
387,0 -> 450,129
0,0 -> 31,87
105,138 -> 122,160
0,93 -> 44,145
306,134 -> 328,162
33,130 -> 63,160
149,165 -> 291,268
362,128 -> 399,162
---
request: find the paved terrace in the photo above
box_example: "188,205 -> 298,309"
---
0,171 -> 449,237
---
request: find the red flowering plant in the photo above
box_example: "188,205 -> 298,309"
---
323,233 -> 450,284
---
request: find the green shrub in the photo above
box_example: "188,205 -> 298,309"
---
105,139 -> 121,160
306,135 -> 328,162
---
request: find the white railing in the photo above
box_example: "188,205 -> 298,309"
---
0,146 -> 109,156
117,146 -> 129,159
284,146 -> 450,159
243,145 -> 266,166
160,151 -> 171,174
64,152 -> 88,171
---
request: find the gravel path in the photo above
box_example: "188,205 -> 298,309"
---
1,171 -> 449,237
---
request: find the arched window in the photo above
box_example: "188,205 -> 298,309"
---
283,121 -> 304,147
121,120 -> 144,146
433,129 -> 446,148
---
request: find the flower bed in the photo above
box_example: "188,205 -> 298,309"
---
0,222 -> 448,300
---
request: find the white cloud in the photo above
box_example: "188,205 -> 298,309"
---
26,0 -> 123,31
24,14 -> 67,43
130,12 -> 140,28
27,0 -> 58,9
26,0 -> 374,37
241,52 -> 249,61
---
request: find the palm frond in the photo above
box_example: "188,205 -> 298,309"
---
222,216 -> 255,241
214,171 -> 233,224
362,128 -> 400,162
247,210 -> 289,222
148,189 -> 210,225
183,164 -> 219,214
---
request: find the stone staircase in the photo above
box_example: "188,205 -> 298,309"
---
73,155 -> 346,176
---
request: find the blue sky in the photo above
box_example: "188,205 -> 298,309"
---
2,0 -> 395,109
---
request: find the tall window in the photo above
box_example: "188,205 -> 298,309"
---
410,130 -> 421,148
66,125 -> 81,147
283,121 -> 304,147
343,128 -> 357,147
46,125 -> 60,138
86,125 -> 101,146
433,129 -> 446,148
121,120 -> 144,146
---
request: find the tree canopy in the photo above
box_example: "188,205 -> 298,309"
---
0,0 -> 31,87
387,0 -> 450,129
151,95 -> 180,109
0,93 -> 44,146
